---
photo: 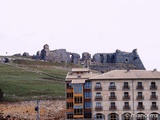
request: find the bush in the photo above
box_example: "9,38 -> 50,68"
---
0,89 -> 3,101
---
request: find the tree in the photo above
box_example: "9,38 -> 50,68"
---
0,89 -> 3,101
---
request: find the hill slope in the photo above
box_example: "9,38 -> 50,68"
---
0,59 -> 78,101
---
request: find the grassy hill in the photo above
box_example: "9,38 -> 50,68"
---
0,59 -> 80,102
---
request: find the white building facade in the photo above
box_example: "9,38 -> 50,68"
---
91,70 -> 160,120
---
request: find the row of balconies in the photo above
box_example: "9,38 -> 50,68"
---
95,85 -> 157,91
95,95 -> 158,101
95,105 -> 158,111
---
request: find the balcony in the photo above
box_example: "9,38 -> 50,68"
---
123,96 -> 130,100
150,95 -> 158,100
151,105 -> 158,110
109,96 -> 117,101
95,86 -> 102,91
123,86 -> 130,90
95,96 -> 102,101
136,86 -> 144,90
136,95 -> 144,100
150,85 -> 157,90
95,106 -> 103,111
109,106 -> 117,111
137,105 -> 145,110
123,106 -> 131,110
109,86 -> 116,90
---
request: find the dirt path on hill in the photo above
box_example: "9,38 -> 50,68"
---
0,100 -> 65,120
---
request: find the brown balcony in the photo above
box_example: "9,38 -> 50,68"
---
150,95 -> 158,100
109,96 -> 117,100
151,105 -> 158,110
136,86 -> 144,90
95,86 -> 102,91
123,96 -> 131,100
123,86 -> 130,90
123,106 -> 131,110
136,95 -> 144,100
109,86 -> 116,90
95,96 -> 102,101
150,85 -> 157,90
109,106 -> 117,110
137,105 -> 145,110
95,106 -> 103,111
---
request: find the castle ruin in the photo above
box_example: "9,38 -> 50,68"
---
34,44 -> 145,71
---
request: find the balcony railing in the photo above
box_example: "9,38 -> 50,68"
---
137,105 -> 145,110
136,95 -> 144,100
95,106 -> 103,111
123,86 -> 130,90
136,86 -> 144,90
123,95 -> 130,100
150,95 -> 158,100
109,86 -> 116,90
95,86 -> 102,91
150,85 -> 157,90
151,105 -> 158,110
109,96 -> 117,100
95,96 -> 102,101
123,106 -> 131,110
109,106 -> 117,110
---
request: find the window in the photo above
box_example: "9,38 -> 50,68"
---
108,113 -> 119,120
67,114 -> 73,119
96,92 -> 101,97
67,93 -> 73,98
73,84 -> 83,93
67,83 -> 72,88
110,92 -> 115,97
96,102 -> 101,107
150,92 -> 157,100
123,82 -> 130,89
67,102 -> 73,109
96,82 -> 101,88
137,82 -> 143,89
124,102 -> 129,107
137,102 -> 144,110
124,92 -> 129,97
95,82 -> 102,90
123,102 -> 130,110
138,92 -> 142,96
95,92 -> 102,100
151,102 -> 158,110
152,102 -> 156,107
95,113 -> 105,119
74,109 -> 83,115
84,102 -> 91,108
109,82 -> 116,90
109,92 -> 116,100
74,96 -> 82,104
151,82 -> 157,89
84,82 -> 91,89
137,92 -> 143,100
84,92 -> 91,98
110,102 -> 116,109
136,113 -> 146,120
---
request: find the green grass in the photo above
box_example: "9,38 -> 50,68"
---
0,61 -> 71,102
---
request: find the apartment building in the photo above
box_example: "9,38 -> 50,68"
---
65,68 -> 160,120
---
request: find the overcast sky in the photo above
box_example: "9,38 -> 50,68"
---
0,0 -> 160,70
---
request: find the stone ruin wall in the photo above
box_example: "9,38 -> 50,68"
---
34,44 -> 145,71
